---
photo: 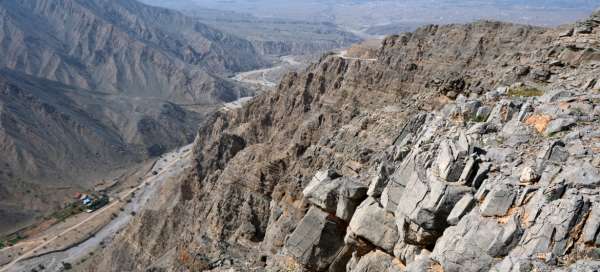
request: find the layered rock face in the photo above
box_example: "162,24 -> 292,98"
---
91,11 -> 600,272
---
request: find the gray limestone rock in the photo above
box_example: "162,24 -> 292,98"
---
557,163 -> 600,189
458,156 -> 478,185
480,183 -> 516,217
393,241 -> 423,264
545,118 -> 576,136
511,193 -> 586,259
472,162 -> 491,189
396,178 -> 472,246
349,250 -> 403,272
382,152 -> 420,212
368,162 -> 394,198
303,171 -> 367,221
404,254 -> 438,272
337,178 -> 369,221
539,89 -> 574,103
348,198 -> 399,252
432,212 -> 521,272
538,140 -> 568,164
284,207 -> 346,271
447,194 -> 475,225
582,203 -> 600,245
435,140 -> 468,182
303,171 -> 343,212
487,99 -> 518,124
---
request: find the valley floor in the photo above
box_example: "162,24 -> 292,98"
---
0,146 -> 193,272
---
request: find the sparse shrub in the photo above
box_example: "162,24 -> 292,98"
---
508,86 -> 544,97
62,262 -> 72,270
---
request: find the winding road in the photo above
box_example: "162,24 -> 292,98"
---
0,146 -> 192,272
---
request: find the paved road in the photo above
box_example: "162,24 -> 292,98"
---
335,50 -> 378,61
232,55 -> 303,88
0,146 -> 192,272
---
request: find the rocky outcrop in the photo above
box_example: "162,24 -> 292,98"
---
91,11 -> 600,272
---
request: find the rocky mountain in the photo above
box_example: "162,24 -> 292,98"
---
85,9 -> 600,272
0,0 -> 266,235
173,8 -> 361,57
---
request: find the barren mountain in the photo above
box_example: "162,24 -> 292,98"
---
87,9 -> 600,272
172,8 -> 361,57
0,0 -> 266,235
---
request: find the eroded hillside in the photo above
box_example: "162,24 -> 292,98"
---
0,0 -> 265,235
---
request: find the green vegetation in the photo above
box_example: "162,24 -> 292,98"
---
62,262 -> 72,270
473,115 -> 487,123
0,233 -> 25,248
51,194 -> 109,222
8,234 -> 23,245
571,107 -> 584,116
89,195 -> 109,210
508,86 -> 544,97
52,203 -> 84,222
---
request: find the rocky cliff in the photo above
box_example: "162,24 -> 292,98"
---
90,10 -> 600,272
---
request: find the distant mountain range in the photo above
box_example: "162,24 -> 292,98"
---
0,0 -> 268,235
141,0 -> 600,31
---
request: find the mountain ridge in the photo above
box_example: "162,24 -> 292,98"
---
0,0 -> 265,235
85,10 -> 600,272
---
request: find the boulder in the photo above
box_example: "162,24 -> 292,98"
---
544,118 -> 576,136
487,99 -> 519,124
381,152 -> 420,212
348,198 -> 399,252
480,183 -> 516,217
556,163 -> 600,189
509,192 -> 586,259
519,166 -> 539,184
582,203 -> 600,245
303,171 -> 343,212
284,207 -> 346,271
432,212 -> 521,272
368,162 -> 393,198
447,194 -> 475,225
393,241 -> 423,264
337,178 -> 369,221
396,178 -> 472,246
303,171 -> 368,221
457,156 -> 478,185
404,254 -> 439,272
349,250 -> 404,272
538,140 -> 568,163
434,139 -> 468,182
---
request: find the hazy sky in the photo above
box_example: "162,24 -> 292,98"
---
140,0 -> 600,28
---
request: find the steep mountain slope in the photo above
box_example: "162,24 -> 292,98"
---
89,10 -> 600,272
0,0 -> 265,96
0,0 -> 265,235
